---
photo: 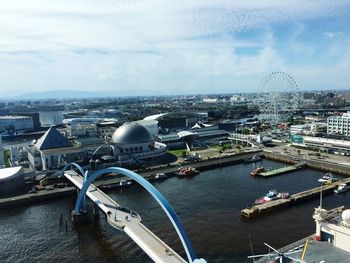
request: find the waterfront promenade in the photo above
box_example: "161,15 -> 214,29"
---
264,150 -> 350,176
0,150 -> 260,209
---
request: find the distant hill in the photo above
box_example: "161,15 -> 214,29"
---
14,89 -> 164,100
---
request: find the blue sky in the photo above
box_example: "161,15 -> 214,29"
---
1,0 -> 350,96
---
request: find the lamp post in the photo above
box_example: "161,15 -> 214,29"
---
319,182 -> 323,209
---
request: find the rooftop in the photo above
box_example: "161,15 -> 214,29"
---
0,166 -> 23,180
112,122 -> 154,145
35,126 -> 72,150
0,116 -> 31,120
300,239 -> 350,262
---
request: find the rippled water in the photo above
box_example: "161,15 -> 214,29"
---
1,159 -> 349,263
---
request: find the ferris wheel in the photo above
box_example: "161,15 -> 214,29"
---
257,71 -> 300,126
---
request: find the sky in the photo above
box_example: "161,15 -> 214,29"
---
1,0 -> 350,97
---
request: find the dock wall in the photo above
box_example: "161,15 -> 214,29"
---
0,187 -> 76,209
264,151 -> 350,176
241,177 -> 350,218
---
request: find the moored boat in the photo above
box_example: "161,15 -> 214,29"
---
255,189 -> 289,205
277,192 -> 290,199
334,183 -> 350,194
176,167 -> 199,177
244,155 -> 262,164
99,179 -> 132,190
250,166 -> 265,176
318,172 -> 338,184
148,173 -> 168,182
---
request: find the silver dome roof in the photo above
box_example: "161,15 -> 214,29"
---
112,122 -> 154,145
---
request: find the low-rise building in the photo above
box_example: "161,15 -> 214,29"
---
0,166 -> 25,197
67,123 -> 98,137
37,105 -> 64,126
230,95 -> 246,104
0,116 -> 34,135
157,127 -> 229,150
291,135 -> 350,155
135,119 -> 158,136
290,123 -> 327,136
96,121 -> 120,140
27,126 -> 88,171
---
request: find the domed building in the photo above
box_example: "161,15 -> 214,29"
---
111,122 -> 167,163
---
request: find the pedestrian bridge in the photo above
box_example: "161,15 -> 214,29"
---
62,164 -> 205,263
228,133 -> 258,148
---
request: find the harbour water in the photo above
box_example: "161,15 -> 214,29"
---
1,159 -> 350,263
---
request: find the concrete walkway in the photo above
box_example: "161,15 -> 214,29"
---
64,170 -> 187,263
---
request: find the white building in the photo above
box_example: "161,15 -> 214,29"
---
67,123 -> 98,138
327,112 -> 350,136
0,116 -> 34,135
202,98 -> 218,103
96,121 -> 120,140
111,122 -> 167,163
39,111 -> 63,126
291,135 -> 350,155
290,124 -> 311,135
135,119 -> 159,136
313,206 -> 350,253
0,166 -> 25,196
27,126 -> 87,171
230,95 -> 246,104
290,123 -> 326,135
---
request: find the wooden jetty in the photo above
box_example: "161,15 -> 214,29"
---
241,177 -> 350,218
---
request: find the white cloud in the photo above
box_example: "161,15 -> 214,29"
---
0,0 -> 349,95
323,31 -> 343,38
1,0 -> 348,52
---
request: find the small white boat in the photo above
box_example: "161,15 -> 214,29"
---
255,190 -> 290,204
244,155 -> 262,164
99,179 -> 132,190
318,172 -> 337,184
334,183 -> 350,194
148,173 -> 168,182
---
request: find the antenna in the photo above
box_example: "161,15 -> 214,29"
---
248,233 -> 255,263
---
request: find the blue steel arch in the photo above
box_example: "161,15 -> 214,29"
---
91,144 -> 115,160
74,166 -> 199,263
61,162 -> 86,177
60,163 -> 89,209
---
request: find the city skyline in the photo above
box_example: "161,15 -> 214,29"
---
1,0 -> 350,97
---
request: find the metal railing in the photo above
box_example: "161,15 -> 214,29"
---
253,234 -> 315,263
